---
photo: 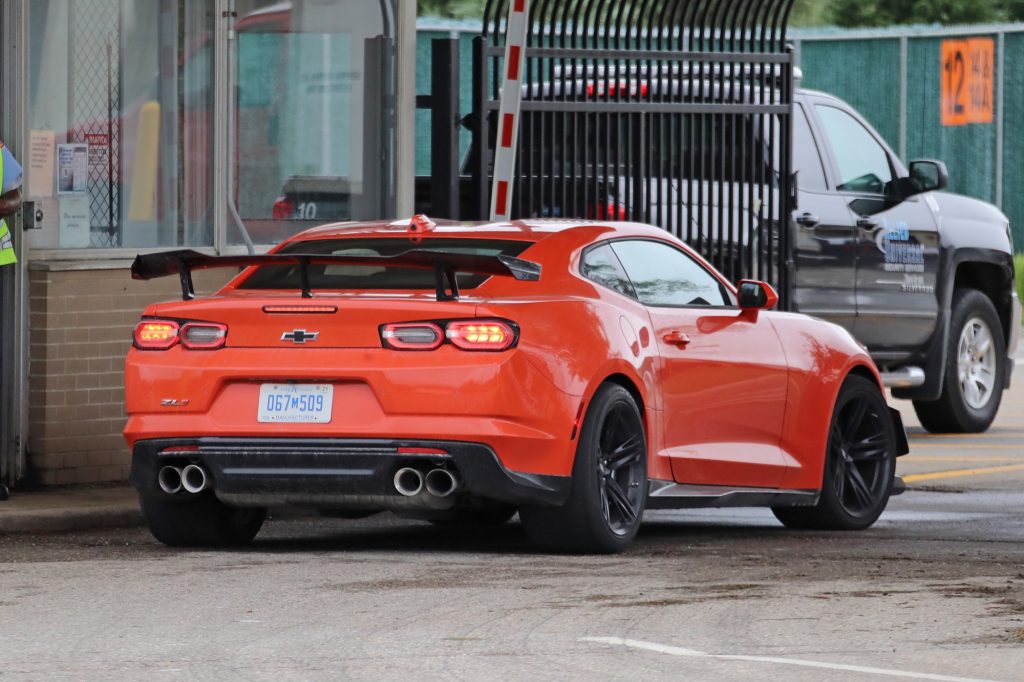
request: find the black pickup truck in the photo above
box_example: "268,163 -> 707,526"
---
275,86 -> 1020,433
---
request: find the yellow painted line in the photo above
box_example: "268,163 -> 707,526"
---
907,443 -> 1023,451
903,463 -> 1024,484
902,455 -> 1019,463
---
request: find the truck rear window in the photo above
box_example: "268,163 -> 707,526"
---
238,238 -> 533,291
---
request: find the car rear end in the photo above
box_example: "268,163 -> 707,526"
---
124,228 -> 579,518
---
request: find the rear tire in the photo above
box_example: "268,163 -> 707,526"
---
913,288 -> 1005,434
520,383 -> 647,553
140,494 -> 266,548
773,375 -> 897,531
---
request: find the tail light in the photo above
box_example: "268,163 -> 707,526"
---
586,202 -> 627,221
271,196 -> 294,220
381,323 -> 444,350
133,319 -> 227,351
134,320 -> 180,350
380,320 -> 517,352
180,322 -> 228,350
446,320 -> 516,351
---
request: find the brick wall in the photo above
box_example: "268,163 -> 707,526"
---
27,263 -> 231,485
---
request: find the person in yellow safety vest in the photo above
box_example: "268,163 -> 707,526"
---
0,139 -> 24,266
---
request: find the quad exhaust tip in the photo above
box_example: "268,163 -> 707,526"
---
181,464 -> 210,494
394,467 -> 424,497
424,469 -> 459,498
158,466 -> 183,495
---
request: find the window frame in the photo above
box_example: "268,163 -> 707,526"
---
581,237 -> 738,310
812,101 -> 900,198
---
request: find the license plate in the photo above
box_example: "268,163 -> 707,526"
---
258,384 -> 333,423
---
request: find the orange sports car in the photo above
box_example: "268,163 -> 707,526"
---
124,218 -> 908,552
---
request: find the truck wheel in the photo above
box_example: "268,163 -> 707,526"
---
914,289 -> 1006,434
140,494 -> 266,548
519,384 -> 647,553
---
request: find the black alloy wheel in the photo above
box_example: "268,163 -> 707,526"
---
520,383 -> 647,553
774,375 -> 896,531
597,401 -> 647,536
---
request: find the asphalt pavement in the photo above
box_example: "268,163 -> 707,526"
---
1,362 -> 1022,680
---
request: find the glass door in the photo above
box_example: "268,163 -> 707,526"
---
232,0 -> 398,246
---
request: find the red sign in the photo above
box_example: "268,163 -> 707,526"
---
941,38 -> 995,127
84,133 -> 109,147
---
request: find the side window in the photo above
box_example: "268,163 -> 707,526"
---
794,104 -> 828,192
581,244 -> 636,299
815,104 -> 893,195
610,240 -> 730,307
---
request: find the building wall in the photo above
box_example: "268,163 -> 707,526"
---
27,265 -> 230,485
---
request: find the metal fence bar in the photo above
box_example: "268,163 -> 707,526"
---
898,35 -> 907,161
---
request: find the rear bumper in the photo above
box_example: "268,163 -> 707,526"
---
130,437 -> 571,509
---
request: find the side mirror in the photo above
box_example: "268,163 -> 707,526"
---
908,160 -> 948,193
737,280 -> 779,311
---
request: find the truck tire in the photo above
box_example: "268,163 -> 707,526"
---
913,288 -> 1006,434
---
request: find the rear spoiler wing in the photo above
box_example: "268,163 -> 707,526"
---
131,249 -> 542,302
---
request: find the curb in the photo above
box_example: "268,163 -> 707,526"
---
0,505 -> 143,534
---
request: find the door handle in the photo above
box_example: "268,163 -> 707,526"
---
796,212 -> 820,229
663,331 -> 691,347
856,217 -> 880,230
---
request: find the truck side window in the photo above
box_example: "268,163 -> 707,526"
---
815,104 -> 893,195
794,104 -> 827,192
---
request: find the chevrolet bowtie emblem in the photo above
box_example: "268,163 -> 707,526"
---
282,329 -> 319,344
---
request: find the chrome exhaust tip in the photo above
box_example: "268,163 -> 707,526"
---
181,464 -> 209,494
424,468 -> 459,498
394,468 -> 424,497
157,466 -> 183,495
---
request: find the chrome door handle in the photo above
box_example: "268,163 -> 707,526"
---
796,212 -> 820,229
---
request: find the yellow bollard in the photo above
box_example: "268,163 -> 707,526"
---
128,101 -> 160,221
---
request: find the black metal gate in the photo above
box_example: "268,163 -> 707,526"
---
472,0 -> 796,305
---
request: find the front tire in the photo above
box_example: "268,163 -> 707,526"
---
913,288 -> 1006,434
773,375 -> 897,531
140,494 -> 266,548
520,383 -> 647,553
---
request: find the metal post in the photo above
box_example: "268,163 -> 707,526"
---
431,39 -> 461,220
898,35 -> 908,162
996,31 -> 1005,209
471,36 -> 489,221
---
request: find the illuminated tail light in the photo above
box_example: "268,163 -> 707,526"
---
381,323 -> 444,350
586,202 -> 627,221
133,320 -> 180,350
446,320 -> 516,351
181,322 -> 228,350
271,196 -> 294,220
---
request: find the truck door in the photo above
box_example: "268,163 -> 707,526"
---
811,103 -> 940,355
791,101 -> 858,333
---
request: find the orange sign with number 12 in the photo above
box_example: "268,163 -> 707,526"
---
941,38 -> 995,127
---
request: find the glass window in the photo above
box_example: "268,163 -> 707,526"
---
611,240 -> 730,307
581,244 -> 636,299
815,105 -> 893,195
26,0 -> 215,250
239,238 -> 531,291
234,1 -> 398,246
794,104 -> 828,192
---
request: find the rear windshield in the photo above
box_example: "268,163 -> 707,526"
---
238,238 -> 533,291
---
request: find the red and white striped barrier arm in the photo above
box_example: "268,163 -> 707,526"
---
489,0 -> 531,221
